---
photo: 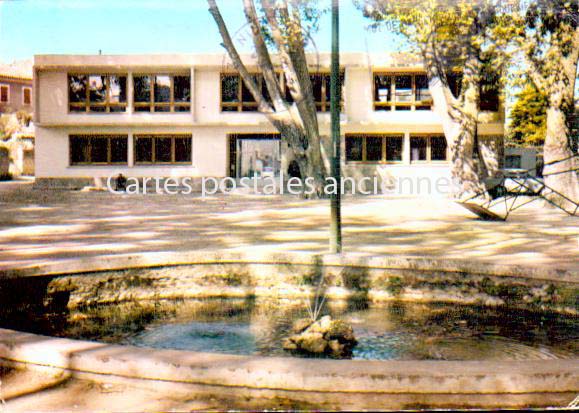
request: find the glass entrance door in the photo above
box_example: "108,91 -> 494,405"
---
230,134 -> 281,179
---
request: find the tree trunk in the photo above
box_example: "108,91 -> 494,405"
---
543,105 -> 579,209
209,0 -> 328,197
447,116 -> 487,198
423,43 -> 488,199
523,16 -> 579,212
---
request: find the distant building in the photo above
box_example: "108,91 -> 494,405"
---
0,60 -> 33,114
0,60 -> 35,177
504,147 -> 539,176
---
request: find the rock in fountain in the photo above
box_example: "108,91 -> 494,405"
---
282,315 -> 357,358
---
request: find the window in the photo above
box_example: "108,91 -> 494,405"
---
68,74 -> 127,113
69,135 -> 128,165
133,75 -> 191,113
220,73 -> 263,112
445,71 -> 499,111
410,136 -> 427,161
345,134 -> 404,162
374,73 -> 433,111
134,135 -> 192,164
312,72 -> 344,112
447,72 -> 463,99
220,72 -> 343,112
415,75 -> 431,110
430,136 -> 448,161
0,85 -> 9,103
410,135 -> 447,163
22,87 -> 32,105
505,154 -> 522,169
480,79 -> 500,112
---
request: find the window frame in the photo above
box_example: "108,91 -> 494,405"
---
220,71 -> 344,113
373,72 -> 433,111
68,74 -> 128,113
69,134 -> 128,166
133,134 -> 192,165
219,73 -> 263,112
345,134 -> 405,164
22,86 -> 32,105
133,74 -> 191,113
409,134 -> 449,164
0,84 -> 9,103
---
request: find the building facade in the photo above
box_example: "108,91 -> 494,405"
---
0,61 -> 34,177
33,53 -> 505,194
0,74 -> 33,114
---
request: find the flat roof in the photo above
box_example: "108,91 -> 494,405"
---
34,52 -> 424,70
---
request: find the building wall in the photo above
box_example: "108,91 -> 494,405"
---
0,77 -> 33,114
35,126 -> 231,179
33,54 -> 505,193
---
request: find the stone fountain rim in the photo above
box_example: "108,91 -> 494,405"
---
1,250 -> 577,283
0,327 -> 577,395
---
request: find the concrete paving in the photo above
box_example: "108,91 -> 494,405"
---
1,179 -> 578,271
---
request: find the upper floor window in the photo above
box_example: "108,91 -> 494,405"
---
374,73 -> 432,111
68,74 -> 127,113
220,72 -> 343,112
220,73 -> 266,112
69,135 -> 128,165
447,72 -> 463,99
133,75 -> 191,113
0,85 -> 9,103
345,134 -> 403,163
22,87 -> 32,105
480,79 -> 500,112
446,72 -> 499,111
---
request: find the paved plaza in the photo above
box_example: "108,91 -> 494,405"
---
1,179 -> 577,271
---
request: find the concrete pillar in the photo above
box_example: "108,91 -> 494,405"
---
190,67 -> 196,122
128,132 -> 134,167
403,132 -> 411,165
127,72 -> 134,114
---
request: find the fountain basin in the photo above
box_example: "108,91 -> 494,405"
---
0,250 -> 577,409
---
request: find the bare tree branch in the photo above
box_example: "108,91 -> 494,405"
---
207,0 -> 274,113
241,0 -> 288,113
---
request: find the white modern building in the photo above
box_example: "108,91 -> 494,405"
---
33,53 -> 505,193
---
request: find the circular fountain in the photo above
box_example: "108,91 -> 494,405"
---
0,250 -> 577,409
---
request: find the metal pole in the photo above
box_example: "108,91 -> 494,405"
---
329,0 -> 342,253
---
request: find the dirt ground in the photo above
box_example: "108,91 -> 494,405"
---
1,179 -> 577,271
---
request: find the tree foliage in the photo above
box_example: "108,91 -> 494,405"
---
508,80 -> 548,146
361,0 -> 510,197
512,0 -> 579,206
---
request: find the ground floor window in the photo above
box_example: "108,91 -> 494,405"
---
134,134 -> 192,164
345,134 -> 403,163
410,135 -> 447,162
70,135 -> 128,165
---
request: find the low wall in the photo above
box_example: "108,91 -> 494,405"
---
0,328 -> 577,410
0,251 -> 576,314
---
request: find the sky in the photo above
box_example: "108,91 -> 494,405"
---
0,0 -> 405,63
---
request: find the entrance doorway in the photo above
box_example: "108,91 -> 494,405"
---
228,134 -> 281,179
